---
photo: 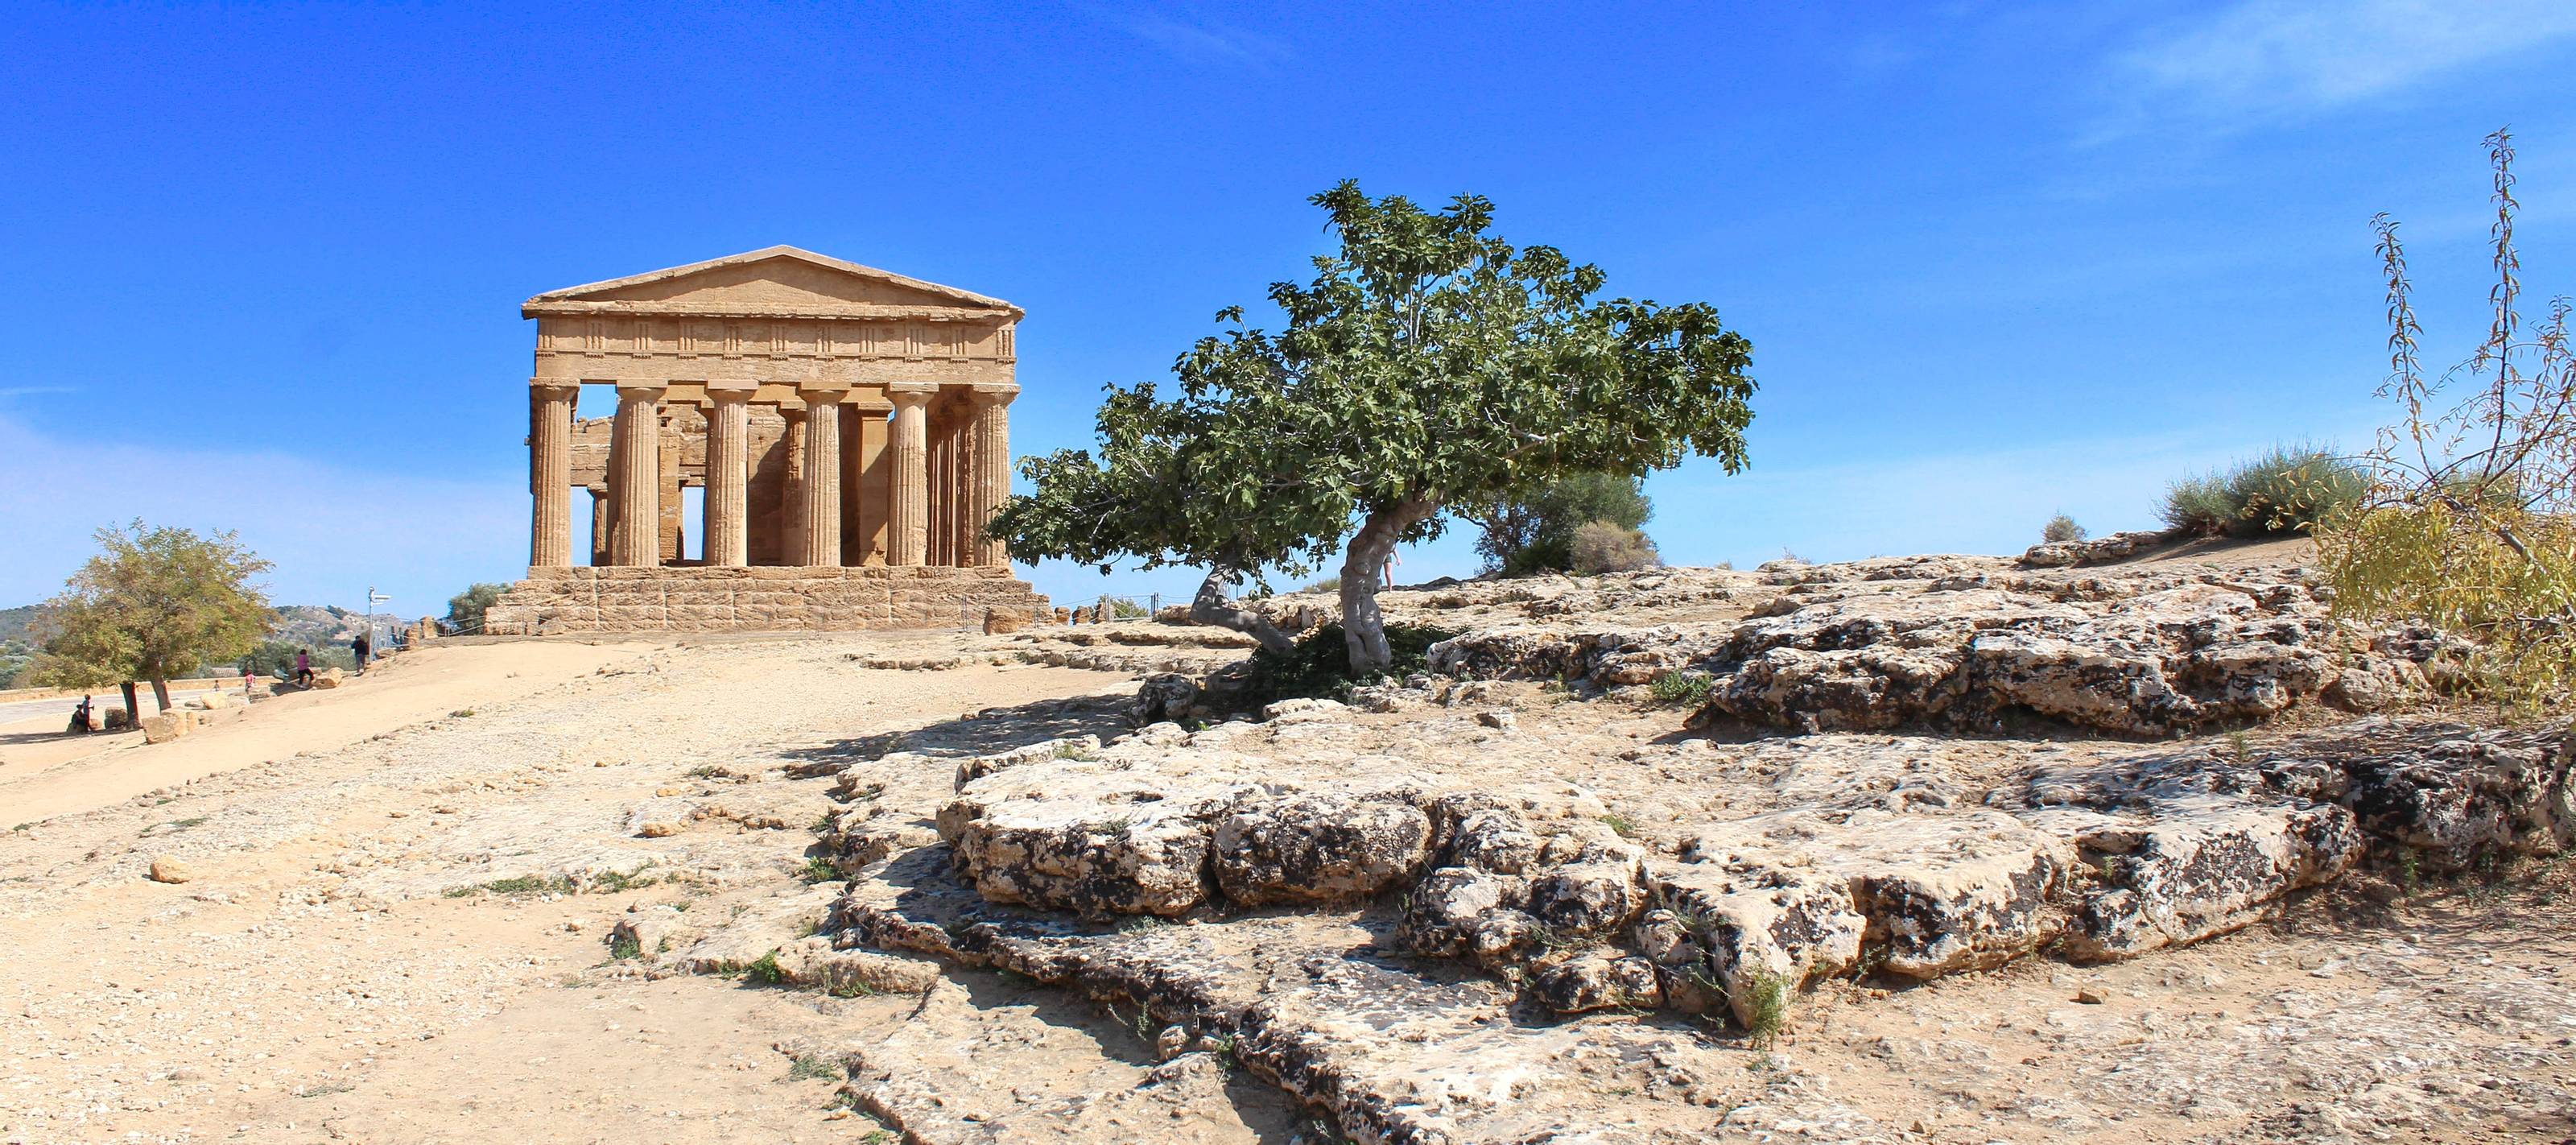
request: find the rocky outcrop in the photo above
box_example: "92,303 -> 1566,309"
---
2019,528 -> 2180,568
901,712 -> 2569,1032
805,618 -> 2568,1145
1427,624 -> 1734,687
1703,577 -> 2341,735
1430,564 -> 2385,738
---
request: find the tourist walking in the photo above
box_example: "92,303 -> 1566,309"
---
294,648 -> 314,688
353,630 -> 372,675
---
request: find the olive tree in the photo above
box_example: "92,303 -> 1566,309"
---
32,522 -> 274,712
2322,129 -> 2576,709
993,183 -> 1757,673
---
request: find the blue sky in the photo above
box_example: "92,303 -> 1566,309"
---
3,1 -> 2571,614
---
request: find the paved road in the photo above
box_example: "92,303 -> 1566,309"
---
0,687 -> 228,728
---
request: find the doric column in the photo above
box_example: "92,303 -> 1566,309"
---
780,411 -> 807,566
799,390 -> 844,567
889,387 -> 933,566
704,387 -> 751,568
609,382 -> 665,567
968,389 -> 1013,568
528,382 -> 576,568
587,485 -> 610,567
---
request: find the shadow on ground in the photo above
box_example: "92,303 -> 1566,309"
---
780,690 -> 1136,773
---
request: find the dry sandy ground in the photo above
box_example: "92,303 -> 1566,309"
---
4,572 -> 2571,1145
0,633 -> 1281,1145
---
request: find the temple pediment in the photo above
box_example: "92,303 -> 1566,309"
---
523,246 -> 1021,320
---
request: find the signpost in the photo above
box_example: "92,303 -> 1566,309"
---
363,587 -> 391,667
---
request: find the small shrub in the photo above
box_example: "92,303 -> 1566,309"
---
1599,812 -> 1639,838
1300,575 -> 1341,593
591,864 -> 658,894
799,857 -> 841,883
1649,671 -> 1713,707
462,874 -> 576,898
2160,473 -> 2237,535
607,932 -> 642,961
1739,964 -> 1794,1048
742,949 -> 786,986
1568,520 -> 1659,574
2161,444 -> 2365,538
2042,514 -> 2087,544
783,1052 -> 840,1082
1108,598 -> 1148,619
2322,501 -> 2576,709
2227,444 -> 2366,536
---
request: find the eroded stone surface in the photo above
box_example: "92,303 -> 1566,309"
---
1426,563 -> 2392,738
753,552 -> 2574,1143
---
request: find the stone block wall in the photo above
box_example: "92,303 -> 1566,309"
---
481,565 -> 1049,635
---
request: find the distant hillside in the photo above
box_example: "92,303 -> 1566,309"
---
1,602 -> 365,644
0,605 -> 34,646
270,604 -> 368,647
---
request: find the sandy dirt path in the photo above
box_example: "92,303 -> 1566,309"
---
0,642 -> 659,825
0,632 -> 1237,1145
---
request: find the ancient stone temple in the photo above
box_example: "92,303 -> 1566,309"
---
481,246 -> 1047,635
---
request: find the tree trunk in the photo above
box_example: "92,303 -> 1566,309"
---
1188,568 -> 1297,654
119,681 -> 140,725
150,677 -> 172,713
1339,496 -> 1439,676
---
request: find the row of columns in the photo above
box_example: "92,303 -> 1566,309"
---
527,382 -> 1013,569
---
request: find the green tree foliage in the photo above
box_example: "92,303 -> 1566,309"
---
2322,129 -> 2576,710
26,595 -> 137,693
447,582 -> 508,631
2042,514 -> 2087,544
993,183 -> 1757,672
1474,471 -> 1653,575
31,522 -> 274,712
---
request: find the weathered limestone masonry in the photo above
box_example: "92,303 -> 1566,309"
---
488,565 -> 1042,635
485,246 -> 1048,635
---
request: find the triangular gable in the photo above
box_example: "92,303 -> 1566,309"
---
523,246 -> 1019,318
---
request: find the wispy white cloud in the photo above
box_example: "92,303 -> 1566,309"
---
1119,12 -> 1290,68
0,386 -> 76,400
0,415 -> 525,614
2107,0 -> 2576,127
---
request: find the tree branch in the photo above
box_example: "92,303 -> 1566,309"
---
1187,568 -> 1297,654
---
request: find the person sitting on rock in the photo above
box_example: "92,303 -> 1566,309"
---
67,696 -> 93,734
294,648 -> 314,688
